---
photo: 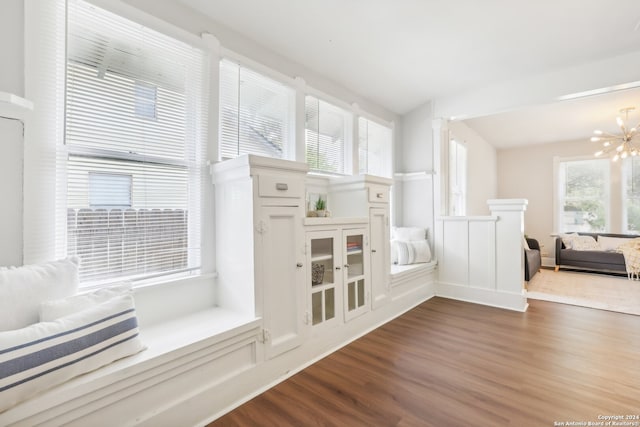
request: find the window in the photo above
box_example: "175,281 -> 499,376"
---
449,139 -> 467,216
305,96 -> 350,174
557,159 -> 609,233
219,59 -> 294,160
624,157 -> 640,233
88,173 -> 132,208
358,118 -> 392,178
64,0 -> 208,284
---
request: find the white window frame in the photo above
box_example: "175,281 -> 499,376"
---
358,116 -> 394,178
622,157 -> 640,234
448,139 -> 467,216
553,156 -> 610,234
24,0 -> 216,289
304,94 -> 353,175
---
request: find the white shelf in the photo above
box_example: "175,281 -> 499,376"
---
304,216 -> 368,226
0,92 -> 34,121
346,249 -> 363,255
311,252 -> 333,262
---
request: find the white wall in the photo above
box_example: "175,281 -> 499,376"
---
395,101 -> 435,231
497,138 -> 624,262
448,121 -> 497,215
0,0 -> 23,96
0,0 -> 24,266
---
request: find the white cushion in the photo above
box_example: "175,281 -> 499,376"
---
391,227 -> 427,241
560,233 -> 580,249
0,294 -> 145,413
522,236 -> 531,250
40,281 -> 132,321
0,258 -> 80,332
394,240 -> 431,265
390,240 -> 399,264
570,235 -> 600,251
597,236 -> 633,252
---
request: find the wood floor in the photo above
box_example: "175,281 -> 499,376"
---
209,298 -> 640,426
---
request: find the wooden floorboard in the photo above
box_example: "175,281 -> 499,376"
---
208,298 -> 640,426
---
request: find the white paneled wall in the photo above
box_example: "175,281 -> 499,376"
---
436,199 -> 528,312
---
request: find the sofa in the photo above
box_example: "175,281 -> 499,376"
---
555,232 -> 639,274
524,237 -> 541,281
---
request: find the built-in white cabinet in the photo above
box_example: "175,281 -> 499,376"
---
327,176 -> 392,309
212,155 -> 309,360
305,220 -> 370,326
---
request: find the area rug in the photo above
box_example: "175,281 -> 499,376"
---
526,268 -> 640,316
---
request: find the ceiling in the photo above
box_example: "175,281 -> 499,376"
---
176,0 -> 640,148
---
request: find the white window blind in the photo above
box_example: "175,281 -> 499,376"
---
358,117 -> 392,178
219,59 -> 293,160
305,96 -> 349,174
65,0 -> 208,285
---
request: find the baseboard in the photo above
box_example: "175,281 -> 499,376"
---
436,281 -> 528,312
542,256 -> 555,268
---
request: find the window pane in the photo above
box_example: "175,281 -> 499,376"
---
560,159 -> 608,233
358,117 -> 392,178
449,139 -> 467,216
625,157 -> 640,232
305,96 -> 348,174
66,0 -> 206,285
219,59 -> 293,160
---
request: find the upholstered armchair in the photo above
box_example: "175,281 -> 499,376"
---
524,237 -> 542,281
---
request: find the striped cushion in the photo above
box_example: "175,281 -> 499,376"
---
0,294 -> 145,412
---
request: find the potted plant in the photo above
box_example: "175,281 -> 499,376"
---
314,197 -> 326,217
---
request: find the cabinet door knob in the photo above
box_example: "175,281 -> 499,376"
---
296,263 -> 303,268
371,249 -> 377,253
335,266 -> 341,270
344,264 -> 349,268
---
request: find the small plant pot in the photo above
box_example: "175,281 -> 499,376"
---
315,210 -> 326,217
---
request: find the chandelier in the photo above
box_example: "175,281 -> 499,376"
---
593,107 -> 640,161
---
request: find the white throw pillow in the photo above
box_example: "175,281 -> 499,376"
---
0,294 -> 145,413
560,233 -> 580,249
522,236 -> 531,250
0,258 -> 80,332
40,281 -> 132,321
390,240 -> 399,264
570,235 -> 600,251
597,236 -> 633,252
391,227 -> 427,241
395,240 -> 431,265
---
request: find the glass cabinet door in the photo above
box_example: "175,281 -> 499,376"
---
309,232 -> 338,326
344,229 -> 368,321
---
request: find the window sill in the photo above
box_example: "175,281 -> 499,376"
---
1,307 -> 261,424
390,261 -> 437,286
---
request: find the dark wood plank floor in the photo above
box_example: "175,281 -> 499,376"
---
209,298 -> 640,427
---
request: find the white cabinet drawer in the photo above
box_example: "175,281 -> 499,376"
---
258,174 -> 304,198
368,185 -> 389,203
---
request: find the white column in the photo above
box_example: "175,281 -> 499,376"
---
488,198 -> 528,311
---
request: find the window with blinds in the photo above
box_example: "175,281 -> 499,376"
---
305,96 -> 350,174
358,118 -> 392,178
65,0 -> 208,285
219,59 -> 294,160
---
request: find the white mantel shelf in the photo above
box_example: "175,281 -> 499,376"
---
0,92 -> 34,121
